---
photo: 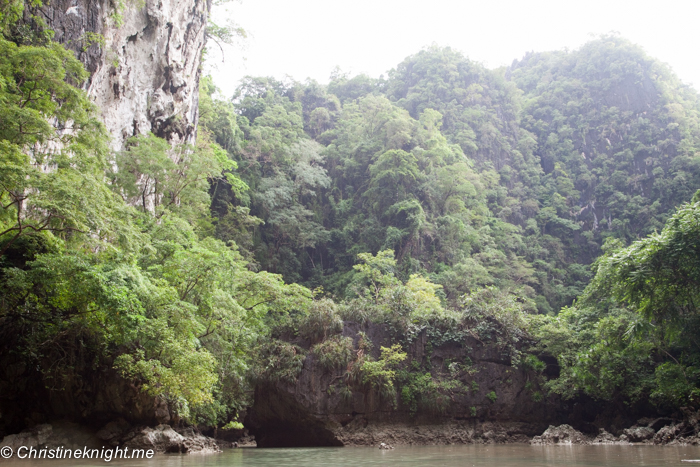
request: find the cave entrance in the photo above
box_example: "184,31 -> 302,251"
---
250,422 -> 343,448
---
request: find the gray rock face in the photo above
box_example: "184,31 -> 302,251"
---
246,321 -> 560,447
654,423 -> 685,444
35,0 -> 208,148
334,420 -> 535,446
177,427 -> 222,453
1,421 -> 221,455
123,425 -> 185,453
122,425 -> 221,453
96,418 -> 132,446
642,417 -> 675,432
592,428 -> 619,444
532,424 -> 657,446
530,424 -> 590,445
0,422 -> 103,450
623,426 -> 655,442
650,409 -> 700,445
0,424 -> 53,450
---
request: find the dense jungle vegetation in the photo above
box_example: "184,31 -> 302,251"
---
2,0 -> 700,429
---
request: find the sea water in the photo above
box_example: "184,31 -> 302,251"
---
4,444 -> 700,467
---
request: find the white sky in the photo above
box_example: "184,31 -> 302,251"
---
206,0 -> 700,98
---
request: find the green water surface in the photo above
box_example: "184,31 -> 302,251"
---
5,445 -> 700,467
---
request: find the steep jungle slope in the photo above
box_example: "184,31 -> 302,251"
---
210,37 -> 700,314
511,35 -> 700,248
207,78 -> 542,307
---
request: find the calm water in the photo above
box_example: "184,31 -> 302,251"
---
5,445 -> 700,467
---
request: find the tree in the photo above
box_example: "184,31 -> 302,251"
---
0,36 -> 130,259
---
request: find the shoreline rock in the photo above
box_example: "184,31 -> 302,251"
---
335,420 -> 540,446
1,421 -> 221,455
530,424 -> 590,445
7,417 -> 700,451
529,414 -> 700,447
0,421 -> 103,451
121,425 -> 220,454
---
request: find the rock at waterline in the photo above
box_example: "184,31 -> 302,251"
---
122,425 -> 220,453
1,422 -> 221,455
622,426 -> 655,442
530,425 -> 590,445
0,422 -> 102,450
378,442 -> 394,450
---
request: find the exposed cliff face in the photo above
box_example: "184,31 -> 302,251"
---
246,322 -> 565,447
0,351 -> 173,437
36,0 -> 208,148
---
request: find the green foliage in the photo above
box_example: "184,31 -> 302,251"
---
0,0 -> 28,33
532,199 -> 700,409
111,131 -> 235,222
222,421 -> 244,430
251,339 -> 306,385
312,335 -> 354,372
357,344 -> 406,404
6,20 -> 700,429
78,32 -> 105,52
297,298 -> 342,343
0,35 -> 318,427
589,198 -> 700,328
340,250 -> 458,334
522,354 -> 547,373
462,287 -> 533,364
0,35 -> 122,257
398,370 -> 463,415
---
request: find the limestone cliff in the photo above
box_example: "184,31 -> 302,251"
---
34,0 -> 208,148
246,322 -> 566,447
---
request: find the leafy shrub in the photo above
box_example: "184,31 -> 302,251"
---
398,371 -> 464,414
341,251 -> 451,331
650,362 -> 700,409
222,421 -> 244,430
298,298 -> 342,344
522,354 -> 547,373
251,339 -> 306,384
357,331 -> 373,352
357,344 -> 407,403
461,287 -> 532,364
312,335 -> 354,371
339,384 -> 353,402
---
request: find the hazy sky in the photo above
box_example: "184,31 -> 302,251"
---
206,0 -> 700,98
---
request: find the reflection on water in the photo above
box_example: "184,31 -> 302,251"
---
5,445 -> 700,467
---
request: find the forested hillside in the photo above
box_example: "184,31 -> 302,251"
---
3,13 -> 700,441
208,36 -> 700,314
200,36 -> 700,422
